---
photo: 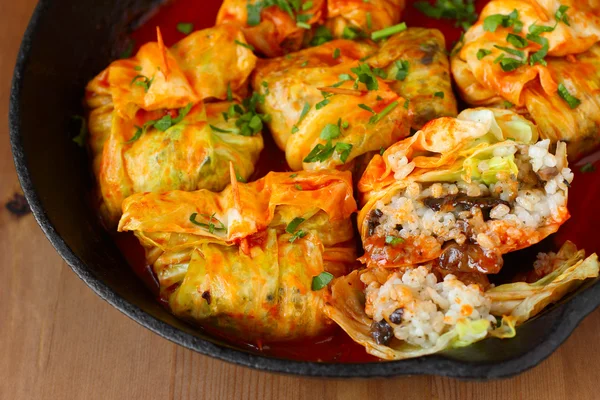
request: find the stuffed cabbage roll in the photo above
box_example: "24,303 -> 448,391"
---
217,0 -> 326,57
368,28 -> 458,130
324,242 -> 598,360
252,28 -> 457,171
358,108 -> 572,273
216,0 -> 405,57
326,0 -> 405,39
119,170 -> 357,341
85,26 -> 263,226
451,1 -> 600,159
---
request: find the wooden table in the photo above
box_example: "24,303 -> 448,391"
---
1,1 -> 599,399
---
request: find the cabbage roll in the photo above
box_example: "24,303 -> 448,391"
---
358,108 -> 572,272
324,242 -> 598,360
216,0 -> 405,57
119,170 -> 358,341
451,1 -> 600,159
217,0 -> 327,57
85,26 -> 262,226
326,0 -> 405,39
252,28 -> 457,171
368,28 -> 458,130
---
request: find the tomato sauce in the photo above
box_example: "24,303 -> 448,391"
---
112,0 -> 600,363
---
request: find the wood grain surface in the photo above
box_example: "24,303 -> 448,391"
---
1,1 -> 599,399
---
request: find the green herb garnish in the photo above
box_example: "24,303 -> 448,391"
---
477,49 -> 492,60
581,163 -> 596,173
131,74 -> 154,92
234,39 -> 255,51
311,271 -> 334,290
189,212 -> 226,234
414,0 -> 477,30
483,9 -> 521,33
557,83 -> 581,109
72,115 -> 87,147
371,22 -> 407,41
369,101 -> 399,124
176,22 -> 194,35
385,235 -> 404,245
286,217 -> 307,243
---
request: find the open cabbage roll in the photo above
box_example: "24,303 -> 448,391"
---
85,25 -> 262,226
216,0 -> 404,57
119,170 -> 358,341
358,108 -> 572,273
252,28 -> 456,171
324,241 -> 598,360
451,1 -> 600,159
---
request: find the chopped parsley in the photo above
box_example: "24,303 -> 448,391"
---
493,45 -> 526,72
247,0 -> 313,26
503,100 -> 514,108
414,0 -> 477,30
366,12 -> 372,30
379,147 -> 385,156
527,33 -> 549,66
394,60 -> 410,81
371,22 -> 407,41
310,25 -> 333,46
311,271 -> 334,290
236,172 -> 247,183
225,92 -> 270,135
209,125 -> 233,133
289,173 -> 298,178
320,123 -> 341,140
286,217 -> 307,243
434,91 -> 444,98
316,92 -> 333,109
176,22 -> 194,35
555,4 -> 570,26
234,39 -> 255,51
128,103 -> 193,143
304,141 -> 353,164
227,83 -> 233,101
131,74 -> 154,92
483,9 -> 522,33
580,163 -> 596,173
72,115 -> 87,148
385,235 -> 404,245
342,26 -> 365,40
295,184 -> 303,190
333,48 -> 341,59
120,40 -> 135,59
292,102 -> 311,133
189,212 -> 226,234
477,49 -> 492,60
506,33 -> 528,48
350,64 -> 379,90
297,21 -> 311,29
369,101 -> 399,124
358,104 -> 376,114
528,23 -> 555,36
557,83 -> 581,109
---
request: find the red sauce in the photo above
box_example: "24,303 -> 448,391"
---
112,0 -> 600,362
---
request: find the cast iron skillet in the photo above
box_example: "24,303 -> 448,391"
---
9,0 -> 600,379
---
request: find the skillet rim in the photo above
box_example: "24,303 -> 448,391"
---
8,0 -> 600,379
